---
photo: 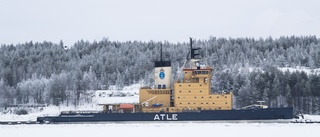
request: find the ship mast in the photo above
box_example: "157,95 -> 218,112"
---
160,43 -> 163,62
177,38 -> 202,81
189,38 -> 201,69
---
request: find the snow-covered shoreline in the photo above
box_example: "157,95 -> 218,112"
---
1,83 -> 320,122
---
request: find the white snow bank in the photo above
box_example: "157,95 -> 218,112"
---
279,67 -> 320,75
94,83 -> 140,104
0,105 -> 103,121
0,84 -> 142,121
0,123 -> 319,137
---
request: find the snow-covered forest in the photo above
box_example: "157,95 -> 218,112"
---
1,36 -> 320,114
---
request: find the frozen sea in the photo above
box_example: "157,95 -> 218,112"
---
0,122 -> 319,137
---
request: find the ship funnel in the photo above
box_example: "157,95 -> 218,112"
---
154,43 -> 171,89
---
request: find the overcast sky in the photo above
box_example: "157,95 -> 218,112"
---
1,0 -> 320,46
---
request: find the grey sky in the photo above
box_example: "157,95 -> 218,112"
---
1,0 -> 319,46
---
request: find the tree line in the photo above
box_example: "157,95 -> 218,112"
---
0,36 -> 320,114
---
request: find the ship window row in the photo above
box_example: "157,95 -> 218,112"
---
178,90 -> 204,93
148,90 -> 170,94
178,84 -> 204,87
177,96 -> 227,99
193,71 -> 209,75
177,102 -> 228,105
172,107 -> 229,111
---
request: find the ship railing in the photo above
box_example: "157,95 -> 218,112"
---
175,80 -> 199,83
241,104 -> 268,110
61,110 -> 103,114
181,110 -> 201,113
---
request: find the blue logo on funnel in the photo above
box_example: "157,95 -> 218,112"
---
159,72 -> 165,79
